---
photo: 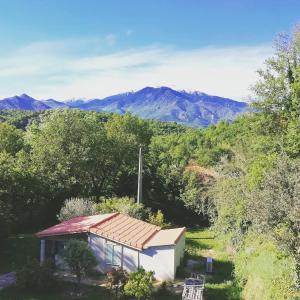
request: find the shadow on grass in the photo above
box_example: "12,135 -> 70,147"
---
0,234 -> 39,274
0,282 -> 113,300
205,284 -> 232,300
0,282 -> 183,300
186,238 -> 212,250
207,259 -> 234,284
184,230 -> 239,300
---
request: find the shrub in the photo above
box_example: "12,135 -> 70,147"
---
124,268 -> 154,300
106,267 -> 128,298
235,233 -> 299,300
16,258 -> 56,291
63,239 -> 97,287
58,197 -> 97,221
147,210 -> 170,228
96,197 -> 149,220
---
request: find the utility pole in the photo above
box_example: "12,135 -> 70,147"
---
137,146 -> 143,204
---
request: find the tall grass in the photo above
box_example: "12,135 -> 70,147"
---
234,232 -> 299,300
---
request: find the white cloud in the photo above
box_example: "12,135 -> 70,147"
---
0,39 -> 273,100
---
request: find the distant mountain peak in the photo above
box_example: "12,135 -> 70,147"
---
19,93 -> 31,98
0,87 -> 249,127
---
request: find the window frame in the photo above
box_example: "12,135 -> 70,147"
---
105,241 -> 121,266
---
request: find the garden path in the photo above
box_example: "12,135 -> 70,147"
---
0,272 -> 15,290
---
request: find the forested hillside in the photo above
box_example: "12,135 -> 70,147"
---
0,27 -> 300,299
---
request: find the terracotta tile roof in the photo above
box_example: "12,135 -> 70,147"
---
143,227 -> 186,248
90,213 -> 160,250
36,213 -> 185,250
36,213 -> 118,238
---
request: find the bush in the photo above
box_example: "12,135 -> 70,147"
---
235,233 -> 299,300
63,239 -> 97,287
124,268 -> 154,300
16,258 -> 56,291
147,210 -> 170,228
58,197 -> 97,221
97,197 -> 149,220
106,267 -> 128,298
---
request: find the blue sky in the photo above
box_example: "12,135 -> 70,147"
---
0,0 -> 299,100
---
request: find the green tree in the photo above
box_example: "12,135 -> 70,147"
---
249,155 -> 300,286
252,25 -> 300,129
26,110 -> 110,197
0,122 -> 23,155
63,239 -> 97,287
147,210 -> 169,228
124,268 -> 154,300
97,197 -> 148,220
26,111 -> 152,200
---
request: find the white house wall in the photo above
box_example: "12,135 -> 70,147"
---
88,232 -> 183,281
122,245 -> 139,272
89,233 -> 139,273
174,234 -> 185,275
88,233 -> 106,273
140,245 -> 175,281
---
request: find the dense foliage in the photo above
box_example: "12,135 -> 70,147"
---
124,268 -> 154,300
96,196 -> 148,220
106,267 -> 129,298
0,109 -> 212,233
16,258 -> 56,291
63,239 -> 97,286
1,23 -> 300,300
209,26 -> 300,298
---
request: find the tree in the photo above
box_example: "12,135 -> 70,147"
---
97,197 -> 148,220
252,25 -> 300,129
147,210 -> 169,228
58,197 -> 97,221
124,268 -> 154,300
26,111 -> 153,200
249,155 -> 300,286
26,110 -> 110,198
63,239 -> 97,288
209,152 -> 252,244
179,170 -> 214,219
0,122 -> 23,155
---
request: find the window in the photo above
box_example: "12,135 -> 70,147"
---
105,243 -> 121,266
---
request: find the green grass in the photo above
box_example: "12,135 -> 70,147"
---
186,229 -> 241,300
0,230 -> 240,299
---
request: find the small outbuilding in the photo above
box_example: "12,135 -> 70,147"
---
36,212 -> 185,281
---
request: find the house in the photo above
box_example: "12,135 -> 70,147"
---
36,212 -> 186,281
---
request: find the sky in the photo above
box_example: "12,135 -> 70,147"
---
0,0 -> 299,100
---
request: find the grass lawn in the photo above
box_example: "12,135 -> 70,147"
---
0,229 -> 239,299
185,229 -> 241,300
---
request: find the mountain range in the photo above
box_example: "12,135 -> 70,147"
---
0,87 -> 248,127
